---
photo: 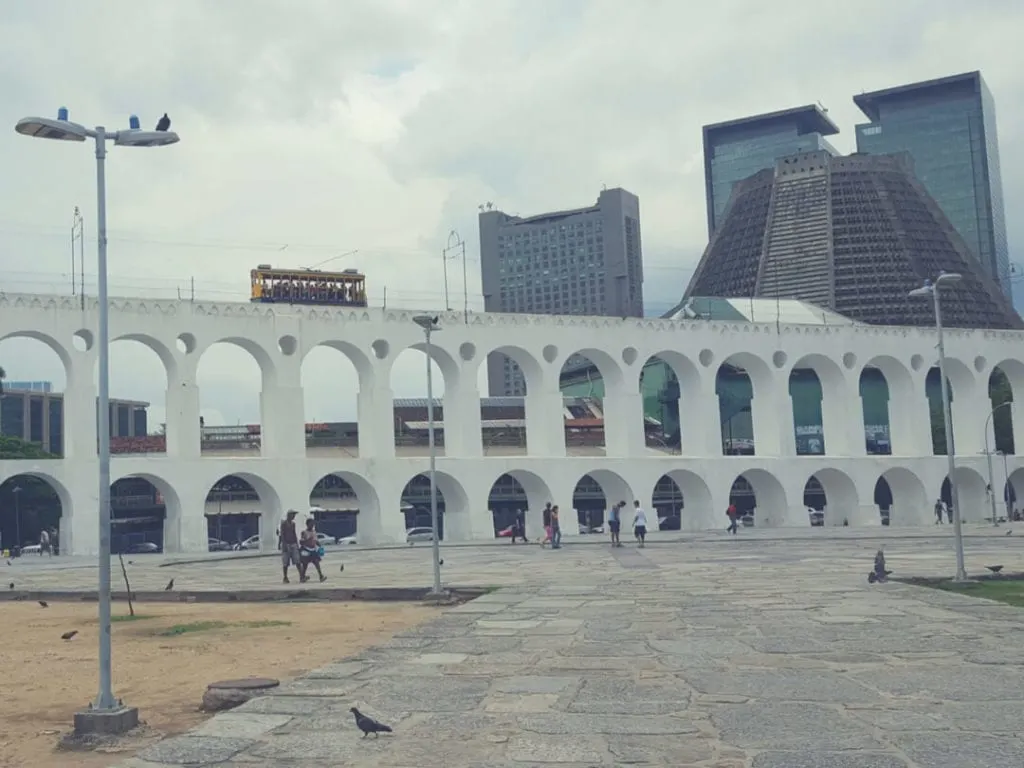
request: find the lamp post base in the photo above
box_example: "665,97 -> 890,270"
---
73,704 -> 139,736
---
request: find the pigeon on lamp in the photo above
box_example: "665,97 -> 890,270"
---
155,113 -> 171,131
986,565 -> 1004,573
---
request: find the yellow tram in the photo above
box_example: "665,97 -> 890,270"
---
250,265 -> 368,307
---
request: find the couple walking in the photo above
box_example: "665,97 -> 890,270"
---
541,502 -> 562,548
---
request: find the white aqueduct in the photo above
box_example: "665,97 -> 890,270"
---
1,292 -> 1022,556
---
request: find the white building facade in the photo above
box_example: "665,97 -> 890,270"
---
1,291 -> 1022,556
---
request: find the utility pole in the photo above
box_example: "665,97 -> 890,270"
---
443,230 -> 467,323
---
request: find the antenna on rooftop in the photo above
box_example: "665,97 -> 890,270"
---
817,101 -> 829,113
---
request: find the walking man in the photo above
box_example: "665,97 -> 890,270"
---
726,503 -> 739,535
934,499 -> 944,525
632,501 -> 648,547
279,510 -> 301,584
550,505 -> 562,549
608,500 -> 625,548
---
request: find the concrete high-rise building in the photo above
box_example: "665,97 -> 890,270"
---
479,188 -> 643,395
683,149 -> 1021,330
854,71 -> 1010,300
703,105 -> 839,237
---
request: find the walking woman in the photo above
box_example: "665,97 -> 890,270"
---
298,518 -> 327,583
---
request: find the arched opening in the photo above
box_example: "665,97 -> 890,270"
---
640,352 -> 703,454
989,363 -> 1019,455
560,350 -> 622,456
654,470 -> 714,531
940,467 -> 988,525
926,359 -> 973,456
205,473 -> 281,551
105,337 -> 171,456
807,469 -> 860,527
302,343 -> 366,458
309,471 -> 383,544
196,342 -> 268,457
399,471 -> 471,541
390,346 -> 451,458
0,474 -> 65,554
572,469 -> 635,534
859,366 -> 892,455
0,334 -> 69,457
729,470 -> 787,527
717,354 -> 771,456
790,368 -> 824,455
482,346 -> 539,457
874,478 -> 893,526
488,470 -> 554,540
877,467 -> 927,526
1006,467 -> 1024,522
110,476 -> 167,553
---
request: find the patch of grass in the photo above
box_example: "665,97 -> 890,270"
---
159,620 -> 230,636
923,579 -> 1024,607
111,614 -> 157,623
156,619 -> 292,636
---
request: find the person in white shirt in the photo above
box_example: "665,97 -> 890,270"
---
632,500 -> 648,548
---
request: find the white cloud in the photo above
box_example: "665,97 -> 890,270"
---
1,0 -> 1022,425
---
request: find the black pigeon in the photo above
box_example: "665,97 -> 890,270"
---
6,560 -> 10,566
155,113 -> 171,131
61,630 -> 78,641
7,582 -> 13,590
1006,530 -> 1013,536
38,600 -> 48,608
350,707 -> 392,738
164,578 -> 175,591
986,565 -> 1004,573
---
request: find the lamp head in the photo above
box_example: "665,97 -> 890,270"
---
15,116 -> 87,142
413,315 -> 441,331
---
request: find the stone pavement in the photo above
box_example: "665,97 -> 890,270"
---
104,528 -> 1024,767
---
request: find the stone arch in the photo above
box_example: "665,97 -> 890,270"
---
878,467 -> 928,526
733,468 -> 787,527
1007,467 -> 1024,520
111,471 -> 186,552
0,331 -> 73,381
789,354 -> 850,456
861,356 -> 916,455
109,332 -> 179,383
490,469 -> 554,540
989,358 -> 1023,454
642,351 -> 705,454
198,337 -> 277,387
204,471 -> 283,552
657,469 -> 714,530
718,352 -> 775,456
301,340 -> 375,389
928,356 -> 975,399
309,470 -> 381,541
559,347 -> 625,391
0,470 -> 72,552
809,468 -> 859,527
404,340 -> 462,390
487,344 -> 545,394
575,468 -> 636,532
400,469 -> 472,541
941,466 -> 988,525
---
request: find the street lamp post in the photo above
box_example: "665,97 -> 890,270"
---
412,314 -> 445,597
999,450 -> 1012,523
983,401 -> 1013,526
16,109 -> 179,731
909,271 -> 967,581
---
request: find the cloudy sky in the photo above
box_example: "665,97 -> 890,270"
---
1,0 -> 1022,428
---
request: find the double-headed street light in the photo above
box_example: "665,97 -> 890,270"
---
412,314 -> 445,598
16,109 -> 179,732
908,271 -> 967,581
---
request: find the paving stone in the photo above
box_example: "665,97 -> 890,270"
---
433,635 -> 524,654
191,713 -> 292,739
844,707 -> 947,731
246,732 -> 393,762
476,619 -> 542,630
566,677 -> 691,714
850,665 -> 1024,700
137,735 -> 255,765
492,676 -> 579,694
234,695 -> 348,716
505,733 -> 610,764
711,703 -> 882,751
362,675 -> 491,712
272,678 -> 368,697
484,693 -> 560,712
608,735 -> 714,764
518,713 -> 699,736
681,667 -> 880,703
891,732 -> 1024,767
408,652 -> 468,665
751,752 -> 910,767
303,661 -> 366,679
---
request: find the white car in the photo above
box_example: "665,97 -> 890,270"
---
337,535 -> 358,546
406,527 -> 435,544
19,544 -> 41,555
236,535 -> 261,550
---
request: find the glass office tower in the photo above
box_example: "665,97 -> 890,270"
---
854,71 -> 1011,300
703,105 -> 840,237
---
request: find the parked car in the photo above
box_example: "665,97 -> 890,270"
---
406,527 -> 435,544
315,532 -> 341,547
337,535 -> 358,545
208,538 -> 232,552
125,542 -> 160,554
497,526 -> 513,538
741,514 -> 755,527
578,524 -> 604,535
20,544 -> 41,555
235,535 -> 261,551
808,508 -> 824,527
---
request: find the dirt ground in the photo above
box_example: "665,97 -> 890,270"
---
0,600 -> 435,768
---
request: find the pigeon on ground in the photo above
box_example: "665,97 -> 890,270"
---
6,560 -> 10,566
61,630 -> 78,641
155,113 -> 171,131
164,578 -> 175,591
339,564 -> 345,573
986,565 -> 1004,573
1006,530 -> 1013,536
38,600 -> 48,608
7,582 -> 13,590
350,707 -> 392,738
